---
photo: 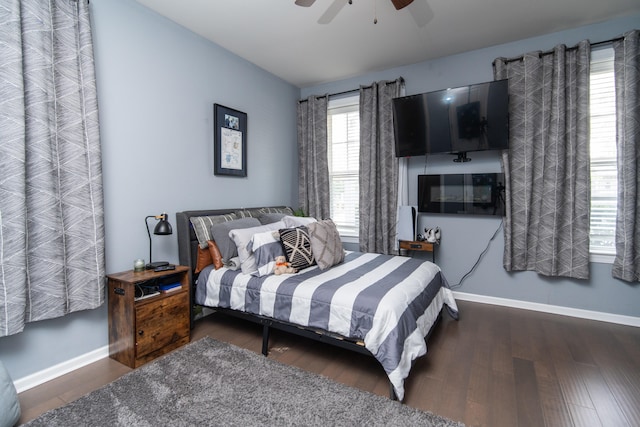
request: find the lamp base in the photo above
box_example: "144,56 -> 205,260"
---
146,261 -> 169,270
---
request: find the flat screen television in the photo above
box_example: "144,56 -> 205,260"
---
418,173 -> 506,216
392,79 -> 510,161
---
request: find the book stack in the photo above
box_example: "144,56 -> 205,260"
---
159,282 -> 182,294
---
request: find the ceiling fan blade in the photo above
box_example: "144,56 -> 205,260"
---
390,0 -> 414,10
407,0 -> 434,27
295,0 -> 316,6
318,0 -> 348,24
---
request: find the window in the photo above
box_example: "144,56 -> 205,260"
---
327,95 -> 360,238
589,47 -> 617,259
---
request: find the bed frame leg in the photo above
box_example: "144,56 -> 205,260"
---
262,324 -> 270,356
389,382 -> 398,400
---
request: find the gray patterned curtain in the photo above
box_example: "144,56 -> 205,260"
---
0,0 -> 104,336
359,78 -> 404,254
612,30 -> 640,283
297,95 -> 330,219
494,41 -> 591,279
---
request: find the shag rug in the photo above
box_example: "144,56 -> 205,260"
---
26,337 -> 465,426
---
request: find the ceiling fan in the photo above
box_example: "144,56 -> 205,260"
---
295,0 -> 433,27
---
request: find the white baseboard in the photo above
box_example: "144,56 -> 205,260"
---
14,294 -> 639,393
453,291 -> 640,328
14,345 -> 109,393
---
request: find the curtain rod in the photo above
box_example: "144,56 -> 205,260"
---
299,77 -> 405,102
329,77 -> 405,98
493,35 -> 625,66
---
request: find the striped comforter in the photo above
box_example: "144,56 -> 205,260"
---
196,251 -> 458,400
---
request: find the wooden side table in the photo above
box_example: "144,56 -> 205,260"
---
107,265 -> 190,368
399,240 -> 436,263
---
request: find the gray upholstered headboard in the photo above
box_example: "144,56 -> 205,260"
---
176,206 -> 292,285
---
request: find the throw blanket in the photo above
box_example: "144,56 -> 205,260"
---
196,251 -> 458,400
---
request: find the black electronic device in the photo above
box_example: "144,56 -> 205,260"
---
153,264 -> 176,272
134,283 -> 160,300
392,79 -> 510,160
418,173 -> 505,216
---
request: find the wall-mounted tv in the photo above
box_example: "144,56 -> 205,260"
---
393,79 -> 510,161
418,173 -> 506,216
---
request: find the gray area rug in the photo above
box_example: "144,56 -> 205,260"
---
26,337 -> 465,426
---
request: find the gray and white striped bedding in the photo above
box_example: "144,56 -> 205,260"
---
196,251 -> 458,400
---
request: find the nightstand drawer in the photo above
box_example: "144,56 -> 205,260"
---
135,291 -> 190,358
399,240 -> 434,251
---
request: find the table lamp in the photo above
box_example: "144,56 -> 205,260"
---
145,213 -> 172,269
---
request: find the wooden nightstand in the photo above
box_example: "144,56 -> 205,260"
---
399,240 -> 436,262
107,265 -> 190,368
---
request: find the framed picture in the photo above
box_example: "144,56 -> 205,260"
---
214,104 -> 247,177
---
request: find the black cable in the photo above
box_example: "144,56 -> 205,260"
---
449,219 -> 503,290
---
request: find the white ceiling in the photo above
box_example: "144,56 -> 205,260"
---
135,0 -> 639,88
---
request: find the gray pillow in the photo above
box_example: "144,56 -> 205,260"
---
257,213 -> 287,225
210,218 -> 261,262
190,213 -> 237,248
0,360 -> 20,427
307,219 -> 344,270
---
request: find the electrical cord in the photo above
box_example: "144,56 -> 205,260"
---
449,219 -> 503,290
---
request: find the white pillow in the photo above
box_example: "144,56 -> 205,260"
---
282,215 -> 317,228
249,230 -> 285,277
229,220 -> 285,274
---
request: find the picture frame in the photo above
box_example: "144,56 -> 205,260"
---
214,104 -> 247,177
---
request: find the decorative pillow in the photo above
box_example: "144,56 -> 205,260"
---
248,230 -> 285,277
307,219 -> 344,270
190,213 -> 237,249
229,221 -> 286,275
257,206 -> 294,215
283,215 -> 317,228
210,218 -> 261,263
257,213 -> 287,225
235,207 -> 294,219
194,246 -> 213,274
279,226 -> 315,271
234,209 -> 255,219
207,240 -> 224,270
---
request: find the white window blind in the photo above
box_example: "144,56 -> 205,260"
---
328,95 -> 360,237
589,47 -> 617,257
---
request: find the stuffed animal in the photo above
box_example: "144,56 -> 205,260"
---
273,255 -> 296,275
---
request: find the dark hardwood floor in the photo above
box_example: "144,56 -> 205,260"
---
17,300 -> 640,426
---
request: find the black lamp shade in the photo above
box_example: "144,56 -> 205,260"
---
154,218 -> 172,235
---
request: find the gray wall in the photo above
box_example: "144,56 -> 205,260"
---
1,0 -> 638,385
0,0 -> 299,381
304,14 -> 640,318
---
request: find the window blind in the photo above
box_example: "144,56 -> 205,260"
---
328,97 -> 360,237
589,47 -> 617,256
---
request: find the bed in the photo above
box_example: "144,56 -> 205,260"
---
176,206 -> 458,401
